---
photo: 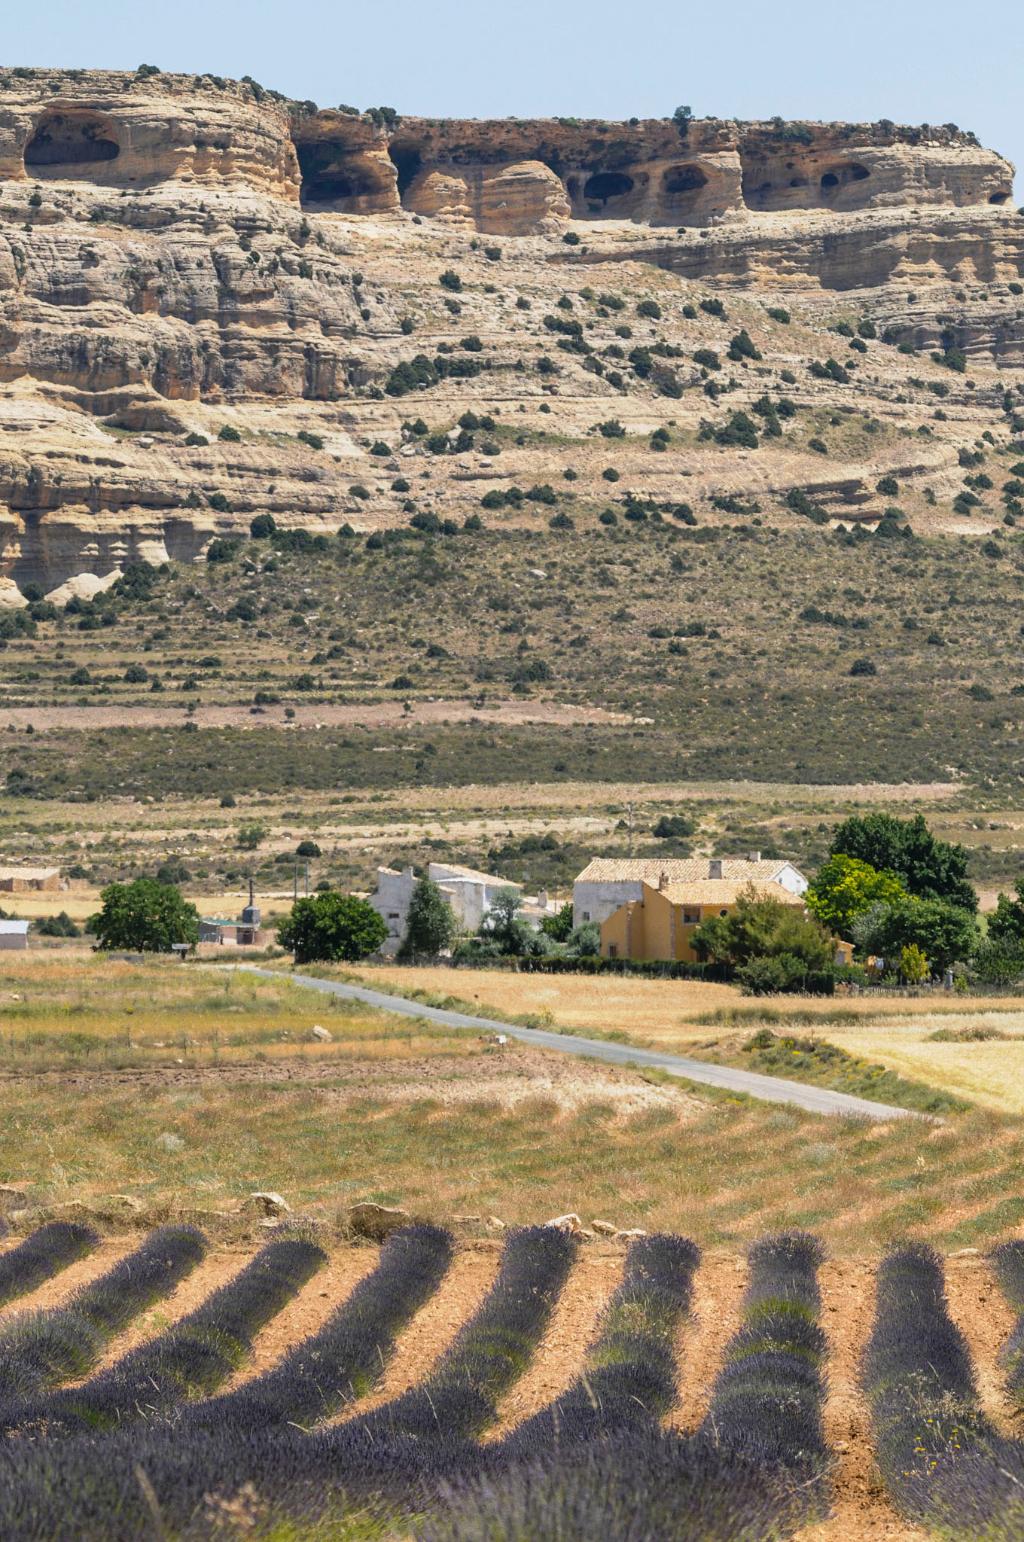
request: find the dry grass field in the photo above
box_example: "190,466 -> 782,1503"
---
1,952 -> 1024,1257
355,963 -> 1024,1113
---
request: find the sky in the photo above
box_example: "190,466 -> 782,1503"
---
4,0 -> 1021,194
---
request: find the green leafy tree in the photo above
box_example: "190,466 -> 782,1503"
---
691,888 -> 833,973
90,879 -> 199,953
987,878 -> 1024,944
398,875 -> 456,960
805,855 -> 907,936
851,897 -> 978,973
540,901 -> 574,943
828,813 -> 977,912
277,892 -> 387,964
480,888 -> 550,958
566,921 -> 601,958
237,822 -> 267,850
971,934 -> 1024,986
899,943 -> 930,984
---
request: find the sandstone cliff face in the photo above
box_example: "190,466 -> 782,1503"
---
0,69 -> 298,197
0,67 -> 1020,597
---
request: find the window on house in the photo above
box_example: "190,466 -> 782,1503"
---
608,943 -> 618,958
682,908 -> 699,924
582,911 -> 591,922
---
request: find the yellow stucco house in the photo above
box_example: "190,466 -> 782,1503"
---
600,877 -> 809,964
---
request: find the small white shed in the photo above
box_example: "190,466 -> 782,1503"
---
0,920 -> 29,951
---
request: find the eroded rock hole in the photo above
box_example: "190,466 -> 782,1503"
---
296,143 -> 384,205
663,164 -> 708,195
389,145 -> 423,198
25,111 -> 119,168
821,163 -> 870,193
990,192 -> 1010,205
582,171 -> 634,203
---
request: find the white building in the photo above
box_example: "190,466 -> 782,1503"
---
0,919 -> 29,951
369,862 -> 556,955
572,854 -> 808,930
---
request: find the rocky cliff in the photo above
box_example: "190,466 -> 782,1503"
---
0,66 -> 1021,598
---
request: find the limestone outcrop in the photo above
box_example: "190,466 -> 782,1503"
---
0,69 -> 298,197
0,67 -> 1019,596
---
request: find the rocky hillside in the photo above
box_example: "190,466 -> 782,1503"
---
0,65 -> 1021,599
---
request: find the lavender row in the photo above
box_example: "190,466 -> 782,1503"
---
342,1223 -> 578,1447
500,1232 -> 698,1458
0,1225 -> 205,1404
862,1241 -> 1024,1538
185,1221 -> 454,1432
3,1236 -> 326,1436
0,1222 -> 97,1310
425,1230 -> 830,1541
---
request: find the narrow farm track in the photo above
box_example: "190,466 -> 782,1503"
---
329,1245 -> 499,1425
487,1245 -> 623,1439
666,1252 -> 748,1433
238,966 -> 919,1120
946,1255 -> 1021,1436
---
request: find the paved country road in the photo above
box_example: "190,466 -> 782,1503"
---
240,967 -> 917,1121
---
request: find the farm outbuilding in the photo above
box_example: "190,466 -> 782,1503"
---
0,920 -> 29,950
0,866 -> 61,893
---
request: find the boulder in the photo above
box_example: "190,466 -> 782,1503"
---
310,1024 -> 333,1042
348,1202 -> 410,1241
590,1219 -> 617,1236
245,1191 -> 291,1218
0,1185 -> 28,1212
544,1212 -> 584,1235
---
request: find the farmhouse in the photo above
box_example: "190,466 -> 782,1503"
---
573,854 -> 809,931
0,919 -> 29,951
0,866 -> 61,893
369,862 -> 556,955
600,877 -> 807,964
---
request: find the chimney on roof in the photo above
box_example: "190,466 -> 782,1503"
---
659,871 -> 669,891
748,851 -> 761,863
708,858 -> 723,879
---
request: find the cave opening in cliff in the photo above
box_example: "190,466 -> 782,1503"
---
389,145 -> 423,198
820,163 -> 870,194
990,191 -> 1010,204
296,142 -> 387,207
25,111 -> 120,172
661,163 -> 709,214
663,165 -> 708,195
582,171 -> 634,205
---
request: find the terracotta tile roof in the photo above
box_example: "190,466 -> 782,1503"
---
650,880 -> 806,907
575,857 -> 800,884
